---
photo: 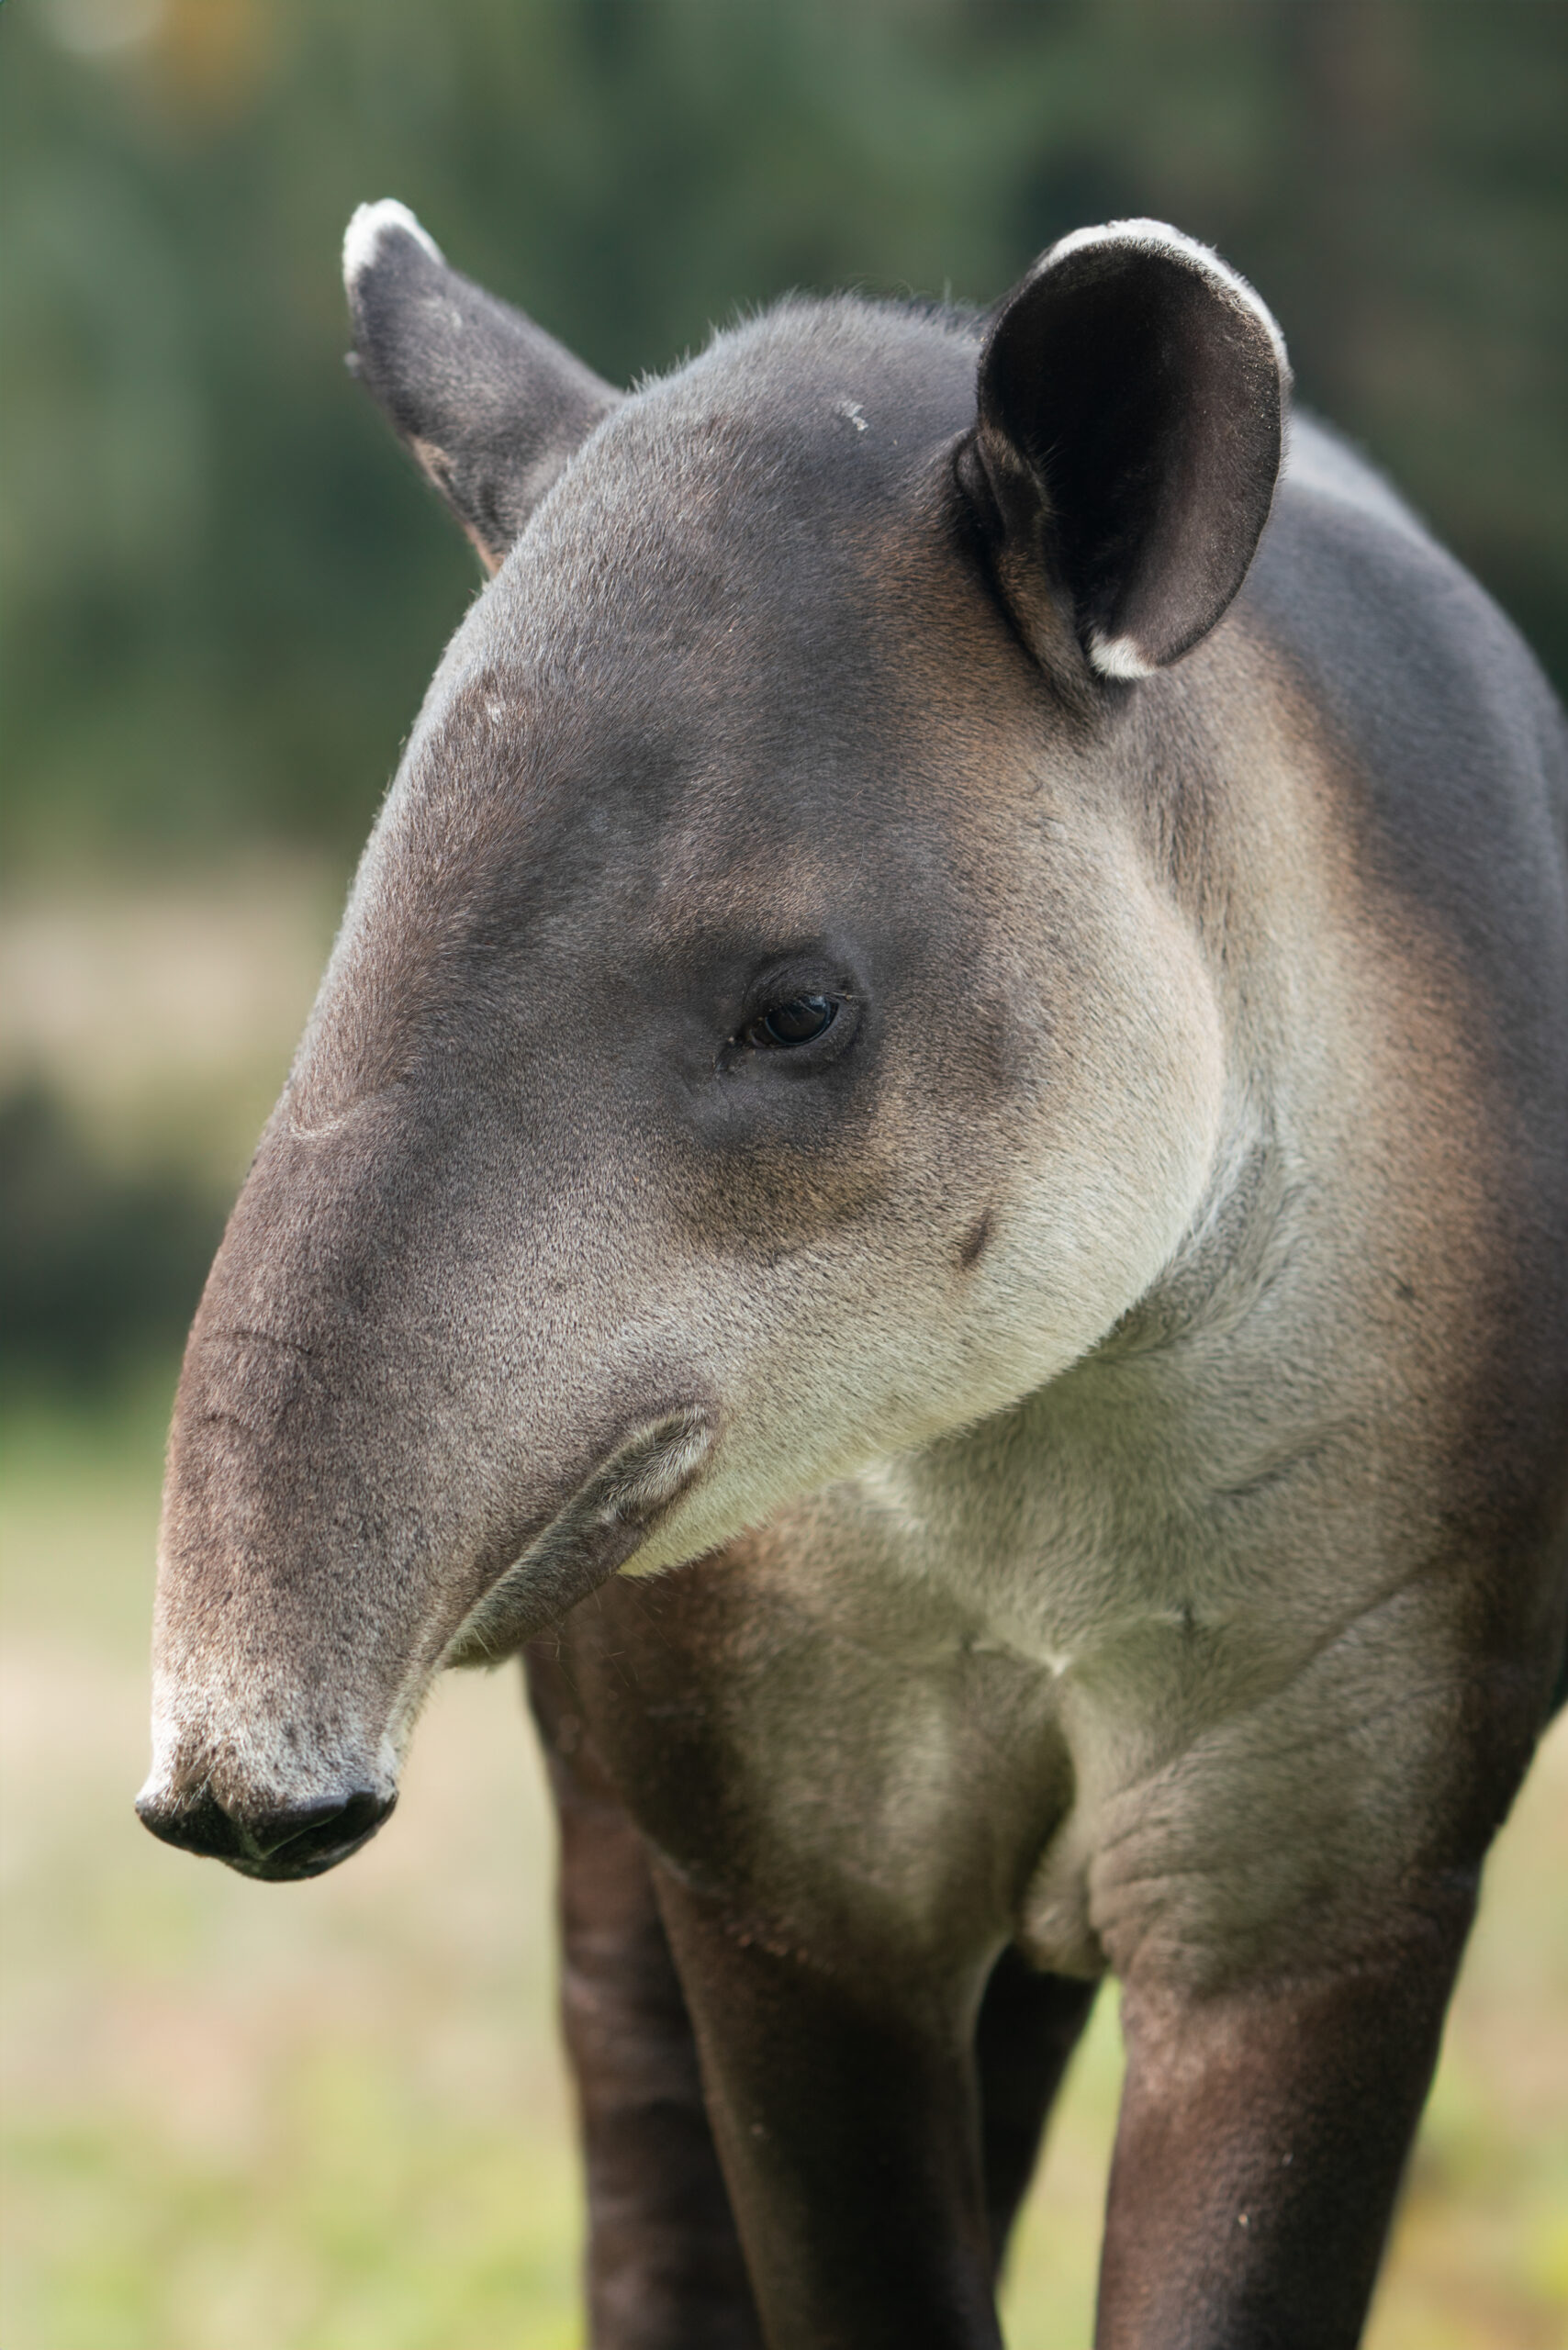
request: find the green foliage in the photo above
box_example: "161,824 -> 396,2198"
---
3,0 -> 1564,868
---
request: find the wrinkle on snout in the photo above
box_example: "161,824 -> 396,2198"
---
285,1078 -> 417,1143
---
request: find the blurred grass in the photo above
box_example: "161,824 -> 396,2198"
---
2,1384 -> 1563,2349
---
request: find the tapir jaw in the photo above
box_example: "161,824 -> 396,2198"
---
439,1405 -> 717,1666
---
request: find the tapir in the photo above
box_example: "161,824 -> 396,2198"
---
138,201 -> 1568,2348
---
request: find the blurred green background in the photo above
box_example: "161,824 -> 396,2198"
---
3,3 -> 1565,2345
6,0 -> 1566,880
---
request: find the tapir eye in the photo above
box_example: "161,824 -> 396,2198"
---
742,994 -> 840,1050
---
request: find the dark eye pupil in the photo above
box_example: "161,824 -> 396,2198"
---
757,994 -> 836,1047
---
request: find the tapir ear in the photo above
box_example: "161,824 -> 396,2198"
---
342,200 -> 621,572
966,220 -> 1288,680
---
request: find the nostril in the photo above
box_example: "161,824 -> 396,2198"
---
136,1784 -> 246,1862
136,1784 -> 395,1878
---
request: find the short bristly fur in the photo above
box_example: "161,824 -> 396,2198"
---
140,210 -> 1568,2348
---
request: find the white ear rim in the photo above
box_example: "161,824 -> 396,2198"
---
343,199 -> 444,292
1042,218 -> 1290,379
1086,629 -> 1158,681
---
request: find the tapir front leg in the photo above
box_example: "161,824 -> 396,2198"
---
528,1651 -> 763,2350
1095,1898 -> 1474,2350
654,1867 -> 1005,2350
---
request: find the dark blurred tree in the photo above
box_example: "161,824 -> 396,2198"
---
3,0 -> 1564,870
0,1078 -> 225,1382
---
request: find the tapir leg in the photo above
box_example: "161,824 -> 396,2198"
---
973,1946 -> 1100,2274
1093,1905 -> 1473,2350
653,1865 -> 1005,2350
528,1657 -> 763,2350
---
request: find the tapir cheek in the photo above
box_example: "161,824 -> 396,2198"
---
672,1087 -> 896,1250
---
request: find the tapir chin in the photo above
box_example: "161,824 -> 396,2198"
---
139,201 -> 1567,2347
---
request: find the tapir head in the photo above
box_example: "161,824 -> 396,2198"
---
139,205 -> 1286,1878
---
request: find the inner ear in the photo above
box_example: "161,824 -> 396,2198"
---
343,200 -> 622,572
967,220 -> 1288,680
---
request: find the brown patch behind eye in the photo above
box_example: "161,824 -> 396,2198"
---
958,1211 -> 992,1270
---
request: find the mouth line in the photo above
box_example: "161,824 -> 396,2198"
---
438,1404 -> 716,1668
221,1821 -> 388,1882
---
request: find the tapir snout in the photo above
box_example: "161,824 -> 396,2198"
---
136,1363 -> 720,1863
137,1073 -> 725,1858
